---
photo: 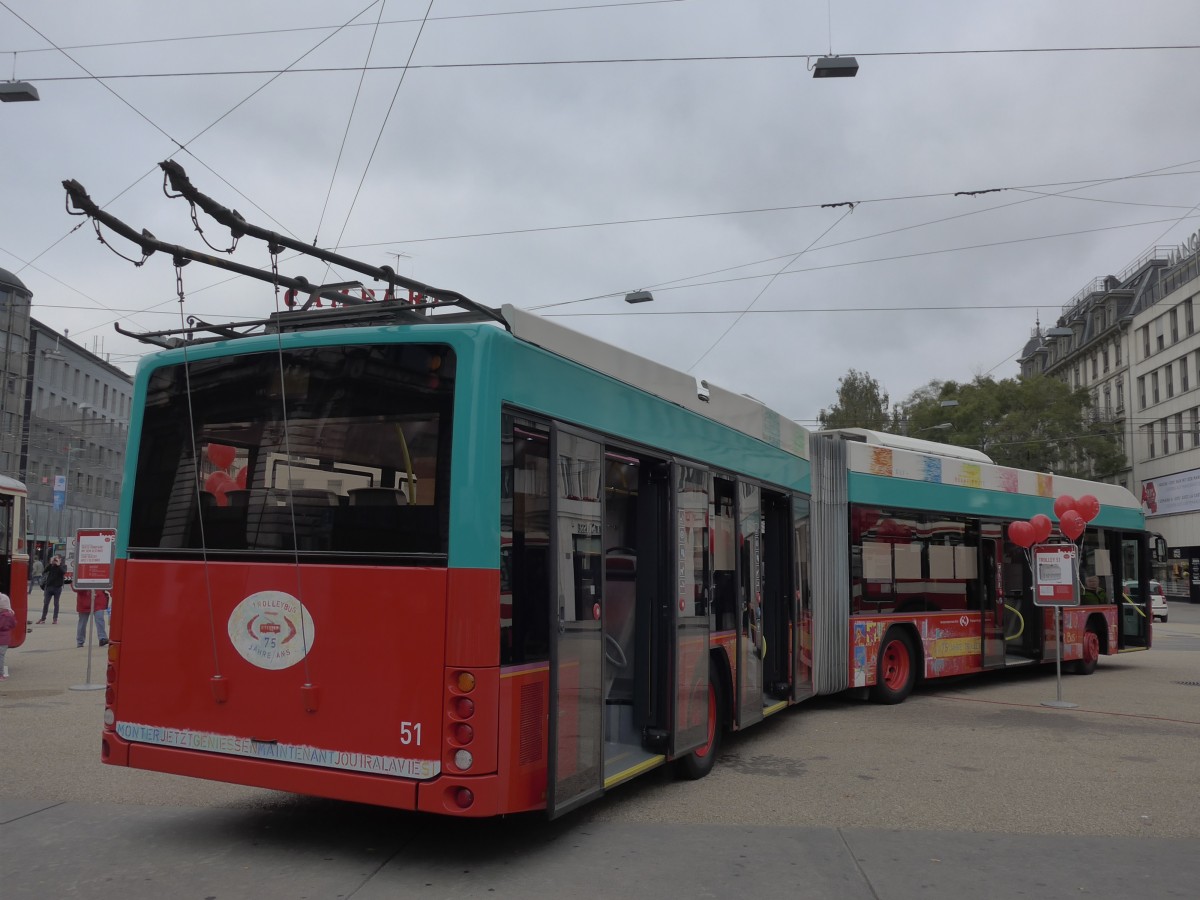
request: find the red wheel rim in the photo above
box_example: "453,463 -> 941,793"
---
881,639 -> 911,690
1082,630 -> 1100,665
695,682 -> 717,758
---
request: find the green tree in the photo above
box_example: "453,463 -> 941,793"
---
819,369 -> 890,430
897,375 -> 1124,478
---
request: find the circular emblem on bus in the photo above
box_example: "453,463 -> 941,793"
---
228,591 -> 316,670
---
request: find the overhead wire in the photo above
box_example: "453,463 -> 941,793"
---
312,0 -> 390,246
23,44 -> 1200,82
326,0 -> 436,257
686,204 -> 856,372
1,1 -> 689,56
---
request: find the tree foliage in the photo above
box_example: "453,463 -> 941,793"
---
819,369 -> 891,430
896,375 -> 1125,478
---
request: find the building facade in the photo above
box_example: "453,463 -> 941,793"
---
1017,233 -> 1200,601
20,318 -> 132,561
0,266 -> 133,565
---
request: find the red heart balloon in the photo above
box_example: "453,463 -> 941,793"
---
1075,494 -> 1100,523
1008,520 -> 1035,548
1029,514 -> 1052,544
1053,494 -> 1077,520
206,442 -> 236,470
1059,509 -> 1086,541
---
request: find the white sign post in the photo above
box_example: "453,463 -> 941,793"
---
1032,543 -> 1080,710
69,528 -> 117,692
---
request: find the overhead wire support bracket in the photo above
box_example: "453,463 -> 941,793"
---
156,159 -> 506,327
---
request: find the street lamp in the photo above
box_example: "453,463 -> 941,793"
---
913,422 -> 954,434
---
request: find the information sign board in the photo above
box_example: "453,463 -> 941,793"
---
1033,543 -> 1078,607
74,528 -> 117,590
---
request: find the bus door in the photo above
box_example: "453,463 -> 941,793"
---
980,530 -> 1006,668
761,490 -> 794,702
1118,531 -> 1151,649
547,426 -> 605,817
0,493 -> 12,599
672,464 -> 710,758
792,496 -> 814,702
736,482 -> 764,728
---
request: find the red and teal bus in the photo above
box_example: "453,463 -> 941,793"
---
101,302 -> 1151,817
1,474 -> 31,654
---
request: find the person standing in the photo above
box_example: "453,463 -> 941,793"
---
37,555 -> 66,624
0,592 -> 16,679
74,588 -> 109,648
30,556 -> 44,592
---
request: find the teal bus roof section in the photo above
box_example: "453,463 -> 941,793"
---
848,472 -> 1145,531
116,320 -> 813,567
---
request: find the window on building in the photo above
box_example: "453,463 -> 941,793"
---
1182,358 -> 1190,393
1187,298 -> 1196,336
1167,365 -> 1175,399
1115,339 -> 1122,366
1091,355 -> 1098,379
1176,413 -> 1185,452
1102,348 -> 1109,373
1170,309 -> 1179,342
1161,420 -> 1170,456
1193,408 -> 1200,448
1142,326 -> 1151,358
1116,377 -> 1125,411
1073,365 -> 1080,388
1152,371 -> 1160,404
1103,387 -> 1111,416
1156,317 -> 1166,351
1138,376 -> 1146,409
1146,425 -> 1155,459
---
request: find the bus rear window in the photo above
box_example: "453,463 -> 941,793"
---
129,343 -> 454,562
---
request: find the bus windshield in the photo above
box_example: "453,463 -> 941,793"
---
128,343 -> 454,562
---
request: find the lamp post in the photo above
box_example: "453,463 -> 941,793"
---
54,444 -> 86,556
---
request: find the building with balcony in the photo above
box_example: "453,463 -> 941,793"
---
1017,233 -> 1200,600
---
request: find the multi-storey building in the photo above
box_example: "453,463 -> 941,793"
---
20,318 -> 132,561
1018,234 -> 1200,601
0,266 -> 133,565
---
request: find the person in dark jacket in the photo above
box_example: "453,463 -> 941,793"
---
37,555 -> 66,624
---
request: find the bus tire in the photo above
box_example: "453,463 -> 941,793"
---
870,628 -> 917,704
675,667 -> 726,780
1073,625 -> 1101,676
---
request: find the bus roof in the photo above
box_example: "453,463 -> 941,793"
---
819,428 -> 994,464
502,304 -> 809,460
0,474 -> 27,494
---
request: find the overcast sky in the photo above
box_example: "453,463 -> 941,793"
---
3,0 -> 1199,426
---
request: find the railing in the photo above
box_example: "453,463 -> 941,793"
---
1060,246 -> 1175,316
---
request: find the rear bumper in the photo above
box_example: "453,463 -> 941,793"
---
102,730 -> 507,816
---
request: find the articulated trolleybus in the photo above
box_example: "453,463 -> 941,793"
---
103,301 -> 1151,818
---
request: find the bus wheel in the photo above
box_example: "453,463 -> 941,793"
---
870,628 -> 917,704
1073,626 -> 1101,676
675,670 -> 725,780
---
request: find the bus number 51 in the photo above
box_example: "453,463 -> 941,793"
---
400,722 -> 422,746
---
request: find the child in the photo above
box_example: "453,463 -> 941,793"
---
0,592 -> 16,679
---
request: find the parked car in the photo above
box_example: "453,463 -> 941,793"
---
1123,579 -> 1168,622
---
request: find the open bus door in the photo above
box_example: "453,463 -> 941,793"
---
671,465 -> 711,758
1117,531 -> 1151,649
547,426 -> 605,817
980,529 -> 1006,669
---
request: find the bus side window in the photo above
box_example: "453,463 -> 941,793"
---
712,477 -> 737,632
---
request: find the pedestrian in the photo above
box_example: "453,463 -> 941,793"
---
30,556 -> 44,592
75,588 -> 110,648
0,592 -> 16,679
37,554 -> 66,624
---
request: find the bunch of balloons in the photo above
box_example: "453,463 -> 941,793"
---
202,442 -> 247,507
1006,493 -> 1100,547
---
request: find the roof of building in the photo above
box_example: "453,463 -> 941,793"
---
0,266 -> 30,294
